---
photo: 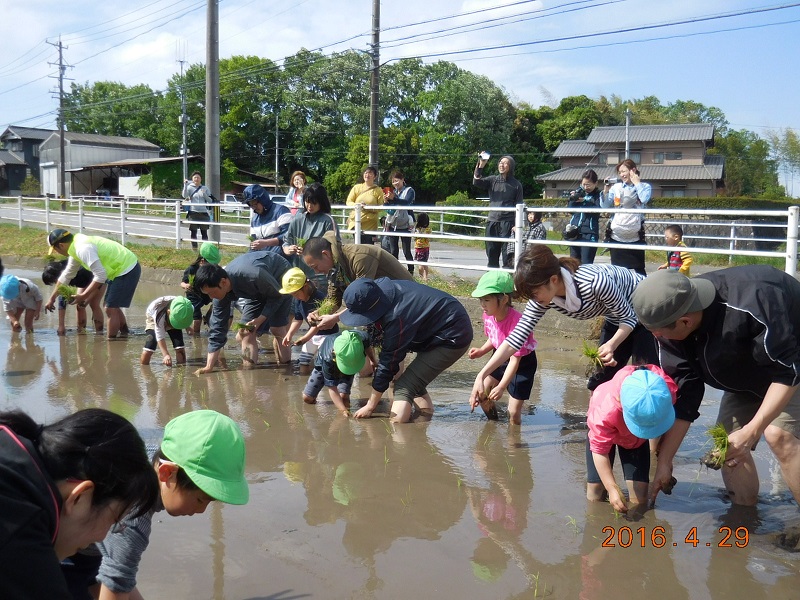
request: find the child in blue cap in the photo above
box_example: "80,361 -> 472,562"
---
468,271 -> 537,425
1,274 -> 43,333
586,365 -> 677,512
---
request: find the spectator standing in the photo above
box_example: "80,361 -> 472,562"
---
285,171 -> 308,215
414,212 -> 431,282
600,159 -> 652,275
182,171 -> 214,250
346,166 -> 384,245
382,169 -> 415,273
473,153 -> 523,269
567,169 -> 602,265
245,184 -> 292,254
658,224 -> 693,276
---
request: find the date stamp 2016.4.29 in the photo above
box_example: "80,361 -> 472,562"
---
601,526 -> 749,548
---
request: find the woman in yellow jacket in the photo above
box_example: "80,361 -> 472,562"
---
346,165 -> 384,245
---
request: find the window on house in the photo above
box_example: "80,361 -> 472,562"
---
654,153 -> 664,164
10,141 -> 22,152
665,152 -> 682,160
661,189 -> 686,198
596,154 -> 607,165
32,145 -> 39,157
629,152 -> 641,163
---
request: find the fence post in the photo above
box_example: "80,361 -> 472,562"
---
729,222 -> 736,265
786,206 -> 799,276
514,203 -> 525,268
78,197 -> 84,233
17,195 -> 23,229
120,198 -> 126,246
175,200 -> 182,249
354,204 -> 362,244
45,196 -> 50,232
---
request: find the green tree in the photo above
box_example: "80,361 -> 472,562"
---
710,129 -> 784,197
19,175 -> 41,196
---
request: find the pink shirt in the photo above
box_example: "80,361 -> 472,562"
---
587,364 -> 677,455
483,307 -> 537,357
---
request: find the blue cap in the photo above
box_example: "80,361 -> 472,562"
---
620,369 -> 675,439
242,184 -> 270,205
340,278 -> 392,326
0,275 -> 20,300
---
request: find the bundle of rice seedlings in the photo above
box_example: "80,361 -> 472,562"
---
316,296 -> 338,316
701,423 -> 729,470
247,234 -> 256,242
295,237 -> 307,249
581,340 -> 604,377
232,322 -> 255,332
56,284 -> 78,302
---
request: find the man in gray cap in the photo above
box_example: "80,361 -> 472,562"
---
631,266 -> 800,508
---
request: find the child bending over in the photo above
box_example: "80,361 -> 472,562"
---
1,275 -> 43,333
140,296 -> 194,366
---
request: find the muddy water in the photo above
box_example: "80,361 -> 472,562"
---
1,268 -> 799,599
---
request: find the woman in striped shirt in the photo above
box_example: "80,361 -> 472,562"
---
470,245 -> 658,405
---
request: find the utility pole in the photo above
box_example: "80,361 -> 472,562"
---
178,57 -> 188,183
275,111 -> 279,191
47,37 -> 70,204
368,0 -> 380,169
206,0 -> 221,241
624,108 -> 631,159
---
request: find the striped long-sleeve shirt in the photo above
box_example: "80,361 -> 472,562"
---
506,264 -> 646,350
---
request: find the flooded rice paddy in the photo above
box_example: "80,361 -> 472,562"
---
1,267 -> 798,599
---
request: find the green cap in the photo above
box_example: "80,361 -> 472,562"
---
333,330 -> 366,375
199,242 -> 220,265
471,270 -> 514,297
161,410 -> 249,505
168,296 -> 194,329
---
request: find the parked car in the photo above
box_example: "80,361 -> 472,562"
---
221,193 -> 246,215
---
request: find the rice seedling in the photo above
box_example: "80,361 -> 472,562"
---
295,237 -> 307,249
701,423 -> 729,470
315,296 -> 338,316
565,515 -> 579,535
581,340 -> 603,377
400,484 -> 413,509
232,322 -> 255,332
56,284 -> 78,302
247,234 -> 256,242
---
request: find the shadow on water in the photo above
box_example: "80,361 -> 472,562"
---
0,268 -> 798,599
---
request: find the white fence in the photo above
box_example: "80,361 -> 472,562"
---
1,195 -> 798,275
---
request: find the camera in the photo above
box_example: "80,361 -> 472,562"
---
604,177 -> 620,185
570,187 -> 586,199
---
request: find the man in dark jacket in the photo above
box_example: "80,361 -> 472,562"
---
194,251 -> 293,372
244,184 -> 292,253
340,277 -> 473,423
632,267 -> 800,508
473,153 -> 524,269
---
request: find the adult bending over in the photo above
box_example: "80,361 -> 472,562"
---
341,277 -> 473,423
469,245 -> 657,406
632,267 -> 800,508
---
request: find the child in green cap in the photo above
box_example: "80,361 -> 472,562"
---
302,330 -> 375,416
181,242 -> 221,336
468,270 -> 538,425
140,295 -> 194,366
61,409 -> 249,598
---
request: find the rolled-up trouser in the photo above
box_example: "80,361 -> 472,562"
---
392,344 -> 470,404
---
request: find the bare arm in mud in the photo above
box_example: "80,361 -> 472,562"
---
592,452 -> 628,513
596,323 -> 633,367
470,340 -> 516,406
649,418 -> 691,507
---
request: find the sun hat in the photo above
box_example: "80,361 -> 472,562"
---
620,368 -> 675,439
631,270 -> 716,329
0,274 -> 20,300
279,267 -> 307,294
199,242 -> 220,265
339,278 -> 393,326
333,330 -> 366,375
47,228 -> 72,256
168,296 -> 194,329
471,270 -> 514,297
161,410 -> 249,505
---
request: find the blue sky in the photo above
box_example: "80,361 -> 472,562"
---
1,1 -> 798,155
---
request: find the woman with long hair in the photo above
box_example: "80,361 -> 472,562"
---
469,244 -> 658,406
